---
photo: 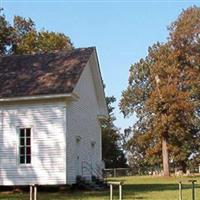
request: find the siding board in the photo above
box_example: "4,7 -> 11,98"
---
0,102 -> 66,186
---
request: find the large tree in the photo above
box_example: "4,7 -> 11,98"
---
120,7 -> 200,176
0,10 -> 73,55
102,96 -> 127,168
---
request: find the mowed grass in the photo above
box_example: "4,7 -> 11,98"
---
0,176 -> 199,200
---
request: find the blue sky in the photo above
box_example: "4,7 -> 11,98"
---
1,0 -> 200,131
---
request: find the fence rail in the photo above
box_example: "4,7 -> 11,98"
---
104,167 -> 200,177
104,168 -> 132,177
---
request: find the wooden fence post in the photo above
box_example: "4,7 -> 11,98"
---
189,180 -> 197,200
119,184 -> 122,200
178,181 -> 182,200
30,185 -> 33,200
110,184 -> 113,200
34,185 -> 37,200
114,169 -> 117,177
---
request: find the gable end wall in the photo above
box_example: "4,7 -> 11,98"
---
66,60 -> 102,184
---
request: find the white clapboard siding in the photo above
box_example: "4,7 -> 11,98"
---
0,102 -> 66,186
66,55 -> 102,184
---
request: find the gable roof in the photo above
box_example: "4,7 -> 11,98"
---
0,47 -> 94,99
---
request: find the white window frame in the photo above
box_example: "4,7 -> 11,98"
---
18,127 -> 32,166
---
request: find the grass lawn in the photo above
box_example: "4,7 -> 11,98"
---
0,176 -> 199,200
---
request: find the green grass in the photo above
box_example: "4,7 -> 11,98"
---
0,176 -> 199,200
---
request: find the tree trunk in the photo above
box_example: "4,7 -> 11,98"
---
180,161 -> 187,174
162,137 -> 170,176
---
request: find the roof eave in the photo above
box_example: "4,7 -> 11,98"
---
0,92 -> 79,103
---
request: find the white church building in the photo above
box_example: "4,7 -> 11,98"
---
0,47 -> 108,186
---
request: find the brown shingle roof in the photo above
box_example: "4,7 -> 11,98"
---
0,47 -> 95,99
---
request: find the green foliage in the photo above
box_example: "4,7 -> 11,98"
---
120,6 -> 200,173
0,8 -> 14,55
102,96 -> 127,168
0,10 -> 73,55
14,30 -> 73,54
13,15 -> 35,39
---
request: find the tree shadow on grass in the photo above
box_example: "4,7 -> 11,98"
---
124,183 -> 200,193
73,182 -> 200,200
121,183 -> 200,200
0,183 -> 199,200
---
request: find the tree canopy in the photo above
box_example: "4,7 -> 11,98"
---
0,10 -> 73,55
120,6 -> 200,176
0,8 -> 14,55
102,96 -> 127,168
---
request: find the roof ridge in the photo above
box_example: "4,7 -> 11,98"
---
0,46 -> 96,58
